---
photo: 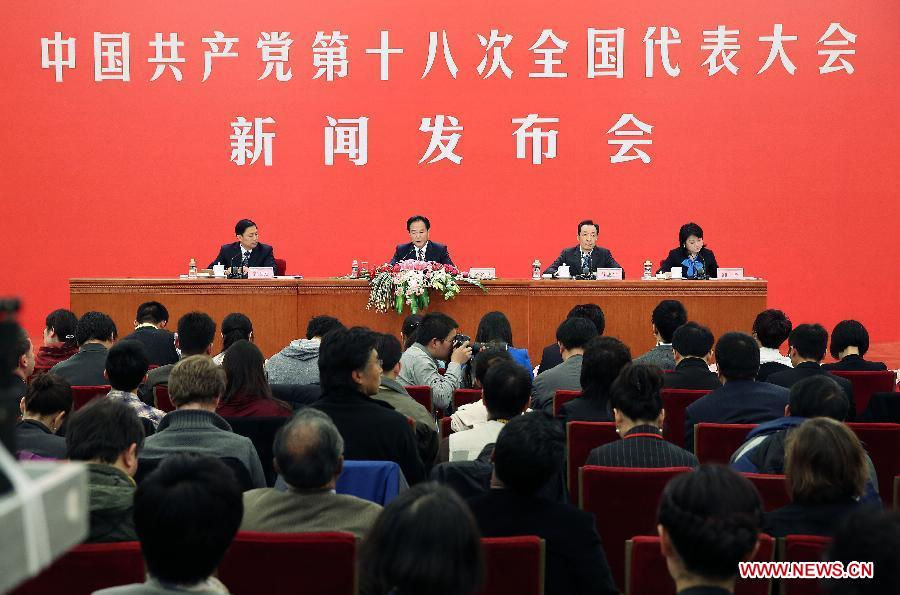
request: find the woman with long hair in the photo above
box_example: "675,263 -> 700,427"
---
216,340 -> 291,418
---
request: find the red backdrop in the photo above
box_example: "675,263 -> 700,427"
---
4,1 -> 899,346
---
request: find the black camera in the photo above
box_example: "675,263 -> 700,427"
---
452,333 -> 471,349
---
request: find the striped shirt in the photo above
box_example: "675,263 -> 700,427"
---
585,424 -> 698,468
106,389 -> 166,428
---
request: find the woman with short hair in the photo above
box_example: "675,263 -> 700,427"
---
657,222 -> 719,280
822,319 -> 888,371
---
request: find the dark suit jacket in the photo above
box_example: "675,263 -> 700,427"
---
543,246 -> 623,276
537,343 -> 563,374
468,489 -> 619,595
657,247 -> 718,279
684,379 -> 789,452
767,362 -> 856,420
209,242 -> 275,269
663,358 -> 722,391
822,355 -> 889,372
762,500 -> 865,538
559,395 -> 613,423
757,361 -> 791,382
586,425 -> 698,468
49,343 -> 109,386
122,327 -> 178,367
389,241 -> 454,266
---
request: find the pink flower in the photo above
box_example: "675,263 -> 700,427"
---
392,264 -> 401,273
432,262 -> 443,271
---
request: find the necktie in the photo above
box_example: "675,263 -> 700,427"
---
582,252 -> 590,273
242,251 -> 250,267
417,247 -> 424,261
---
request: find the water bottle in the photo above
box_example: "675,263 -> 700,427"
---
350,260 -> 359,279
642,259 -> 653,279
361,261 -> 370,278
532,259 -> 541,280
188,258 -> 197,278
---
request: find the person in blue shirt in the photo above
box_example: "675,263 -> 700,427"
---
658,222 -> 719,280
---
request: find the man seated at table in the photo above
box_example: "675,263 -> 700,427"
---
543,219 -> 623,277
122,301 -> 178,367
389,214 -> 454,265
50,311 -> 117,386
208,218 -> 276,273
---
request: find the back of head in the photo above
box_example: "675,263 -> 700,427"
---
752,309 -> 792,349
566,303 -> 606,335
75,311 -> 117,346
580,336 -> 632,400
401,314 -> 422,349
481,361 -> 531,419
652,300 -> 688,343
415,312 -> 458,346
556,317 -> 598,351
360,482 -> 483,595
714,332 -> 760,380
306,315 -> 344,340
222,340 -> 271,402
318,326 -> 378,393
221,313 -> 252,350
494,412 -> 564,494
275,408 -> 344,489
826,507 -> 900,595
24,373 -> 72,416
785,417 -> 866,505
45,309 -> 78,346
6,323 -> 30,374
475,311 -> 513,345
176,312 -> 216,355
657,465 -> 762,580
789,323 -> 829,361
672,322 -> 714,359
829,319 -> 870,359
788,375 -> 849,421
135,454 -> 243,586
135,301 -> 169,325
168,355 -> 225,407
472,348 -> 513,386
375,333 -> 404,372
105,340 -> 150,392
609,363 -> 664,422
66,398 -> 144,463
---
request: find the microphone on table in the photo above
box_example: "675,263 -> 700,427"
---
229,253 -> 243,279
402,245 -> 418,261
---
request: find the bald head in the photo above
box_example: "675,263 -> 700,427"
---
274,409 -> 344,489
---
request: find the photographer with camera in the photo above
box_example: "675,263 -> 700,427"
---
398,312 -> 471,412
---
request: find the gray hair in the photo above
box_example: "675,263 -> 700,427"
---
274,408 -> 344,489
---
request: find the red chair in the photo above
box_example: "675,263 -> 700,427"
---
153,384 -> 175,412
831,371 -> 896,416
846,422 -> 900,507
439,416 -> 452,436
10,541 -> 144,595
474,536 -> 545,595
406,385 -> 433,413
453,388 -> 482,408
71,385 -> 111,410
661,389 -> 712,448
566,421 -> 619,503
219,531 -> 357,595
579,465 -> 692,589
694,423 -> 757,465
552,390 -> 581,417
779,534 -> 832,595
274,258 -> 287,276
625,534 -> 775,595
742,473 -> 791,512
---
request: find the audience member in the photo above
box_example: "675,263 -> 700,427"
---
95,454 -> 243,595
468,412 -> 618,595
587,363 -> 698,468
122,301 -> 178,367
50,311 -> 117,386
684,332 -> 789,451
532,317 -> 598,413
763,417 -> 871,537
634,299 -> 687,370
266,314 -> 344,385
657,465 -> 763,595
141,311 -> 216,403
822,319 -> 888,371
825,507 -> 900,595
768,323 -> 856,418
314,327 -> 425,483
66,399 -> 144,542
6,324 -> 33,400
33,308 -> 79,376
217,340 -> 291,418
538,303 -> 605,374
212,312 -> 254,365
400,313 -> 422,349
105,340 -> 165,428
560,336 -> 631,423
397,312 -> 471,411
15,373 -> 71,458
448,348 -> 512,432
752,308 -> 793,381
241,408 -> 382,538
140,355 -> 266,488
664,322 -> 721,390
359,482 -> 484,595
474,311 -> 532,372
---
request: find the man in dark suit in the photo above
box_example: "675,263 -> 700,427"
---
767,323 -> 856,420
664,322 -> 722,390
543,219 -> 623,277
208,218 -> 276,272
122,302 -> 178,367
389,214 -> 454,266
684,332 -> 789,452
50,312 -> 117,387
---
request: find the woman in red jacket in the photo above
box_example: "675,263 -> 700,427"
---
216,340 -> 291,418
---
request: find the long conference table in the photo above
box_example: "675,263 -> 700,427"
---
70,278 -> 767,362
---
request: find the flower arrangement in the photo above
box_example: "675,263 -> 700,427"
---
366,260 -> 486,314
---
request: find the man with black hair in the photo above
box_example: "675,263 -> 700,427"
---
389,214 -> 454,265
543,219 -> 623,277
266,314 -> 345,385
767,323 -> 856,418
664,321 -> 721,390
633,299 -> 687,370
50,311 -> 117,386
15,373 -> 71,458
537,303 -> 605,375
141,311 -> 216,404
450,348 -> 513,432
314,327 -> 425,484
398,312 -> 471,411
6,325 -> 33,400
105,340 -> 165,428
122,301 -> 178,367
34,308 -> 79,376
468,413 -> 619,595
752,308 -> 793,381
532,317 -> 598,413
684,332 -> 789,451
241,408 -> 382,538
95,454 -> 243,595
66,399 -> 145,542
208,217 -> 276,271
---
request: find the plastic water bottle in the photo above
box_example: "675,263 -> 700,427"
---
188,258 -> 197,278
350,260 -> 359,278
642,260 -> 653,279
532,260 -> 541,280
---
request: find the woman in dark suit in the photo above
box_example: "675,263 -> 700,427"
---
658,222 -> 718,280
822,320 -> 889,371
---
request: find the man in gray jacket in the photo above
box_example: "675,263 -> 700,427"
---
532,317 -> 598,414
266,315 -> 344,385
633,299 -> 687,371
398,312 -> 471,411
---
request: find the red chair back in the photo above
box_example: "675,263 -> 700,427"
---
846,422 -> 900,507
274,258 -> 287,276
741,473 -> 790,512
566,421 -> 619,503
694,423 -> 757,464
439,416 -> 452,437
10,542 -> 144,595
406,385 -> 433,413
153,384 -> 175,412
579,465 -> 691,589
453,388 -> 482,408
71,385 -> 111,410
661,389 -> 712,448
552,390 -> 581,417
219,531 -> 357,595
474,536 -> 545,595
831,371 -> 896,416
779,534 -> 832,595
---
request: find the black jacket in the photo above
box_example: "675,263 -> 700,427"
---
658,247 -> 718,279
209,242 -> 276,269
15,419 -> 67,458
122,327 -> 178,366
822,354 -> 889,372
767,362 -> 856,420
762,500 -> 866,538
663,358 -> 722,391
558,395 -> 613,423
544,246 -> 623,276
389,241 -> 454,266
586,425 -> 698,468
537,343 -> 563,375
758,361 -> 791,382
49,343 -> 109,386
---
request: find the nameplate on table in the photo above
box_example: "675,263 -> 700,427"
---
248,267 -> 275,279
595,268 -> 623,280
469,268 -> 496,280
717,268 -> 744,279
